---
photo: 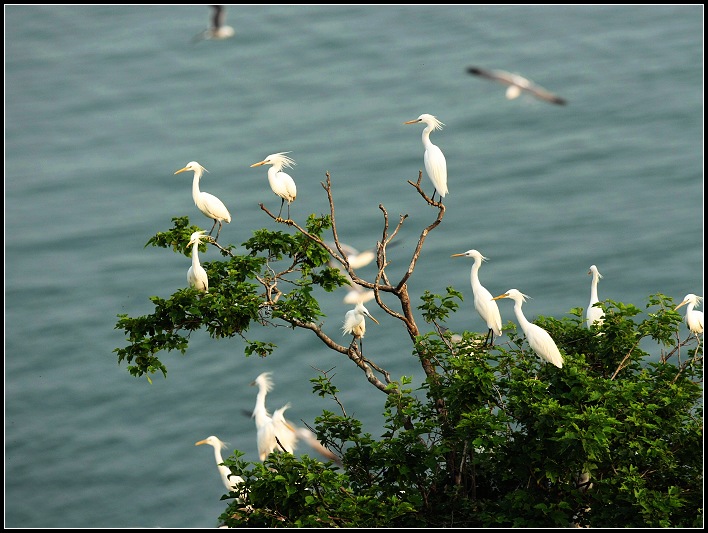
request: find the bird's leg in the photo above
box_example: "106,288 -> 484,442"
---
485,329 -> 493,347
208,219 -> 218,237
214,221 -> 223,243
286,201 -> 291,221
277,199 -> 285,221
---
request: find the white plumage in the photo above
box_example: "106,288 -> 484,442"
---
250,152 -> 297,221
174,161 -> 231,242
586,265 -> 605,328
195,435 -> 243,492
451,249 -> 503,345
342,302 -> 379,339
404,113 -> 448,201
492,289 -> 563,368
675,293 -> 703,346
187,230 -> 209,292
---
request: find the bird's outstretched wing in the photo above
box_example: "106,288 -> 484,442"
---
211,5 -> 226,30
467,66 -> 567,105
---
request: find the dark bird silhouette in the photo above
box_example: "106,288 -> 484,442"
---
193,5 -> 235,43
467,66 -> 567,105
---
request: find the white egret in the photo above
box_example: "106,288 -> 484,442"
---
250,372 -> 342,465
193,5 -> 235,42
342,302 -> 379,352
330,242 -> 376,270
187,230 -> 209,293
586,265 -> 605,328
674,294 -> 703,347
404,114 -> 448,202
174,161 -> 231,243
467,66 -> 567,105
250,152 -> 297,221
492,289 -> 564,368
451,249 -> 503,346
251,372 -> 292,460
343,282 -> 375,305
195,435 -> 244,492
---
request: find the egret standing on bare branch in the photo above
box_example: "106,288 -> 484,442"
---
187,230 -> 209,293
174,161 -> 231,243
404,114 -> 448,202
492,289 -> 564,368
674,293 -> 703,348
250,152 -> 297,221
586,265 -> 605,329
342,302 -> 379,351
195,435 -> 243,492
451,249 -> 502,346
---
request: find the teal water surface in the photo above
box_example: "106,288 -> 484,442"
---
5,5 -> 703,527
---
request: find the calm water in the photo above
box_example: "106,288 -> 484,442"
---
5,5 -> 703,528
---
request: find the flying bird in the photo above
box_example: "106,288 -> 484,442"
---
404,114 -> 448,202
674,293 -> 703,348
451,249 -> 503,346
586,265 -> 605,329
193,5 -> 235,43
195,435 -> 244,492
467,66 -> 567,106
492,289 -> 564,368
174,161 -> 231,243
250,152 -> 297,221
250,372 -> 342,466
330,242 -> 377,270
187,230 -> 209,292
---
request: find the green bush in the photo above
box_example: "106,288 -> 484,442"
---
115,173 -> 703,527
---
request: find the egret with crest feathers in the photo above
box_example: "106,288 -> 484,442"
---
250,152 -> 297,221
174,161 -> 231,243
250,372 -> 342,466
404,114 -> 448,202
492,289 -> 563,368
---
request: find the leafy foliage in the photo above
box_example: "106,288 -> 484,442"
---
114,175 -> 703,526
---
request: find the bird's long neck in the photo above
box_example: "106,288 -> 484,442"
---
192,169 -> 202,205
253,389 -> 270,426
422,127 -> 434,149
470,260 -> 481,289
513,301 -> 532,330
590,275 -> 600,302
192,242 -> 200,269
212,445 -> 224,466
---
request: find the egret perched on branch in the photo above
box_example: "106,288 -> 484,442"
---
451,249 -> 502,346
250,372 -> 342,466
492,289 -> 564,368
174,161 -> 231,243
586,265 -> 605,329
250,152 -> 297,221
466,66 -> 567,105
195,435 -> 243,492
342,302 -> 379,352
187,230 -> 209,293
674,294 -> 703,348
404,114 -> 448,202
193,5 -> 235,42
